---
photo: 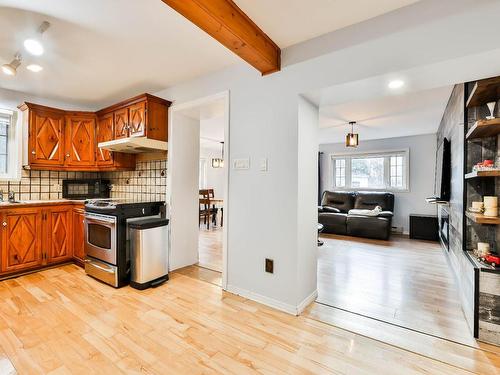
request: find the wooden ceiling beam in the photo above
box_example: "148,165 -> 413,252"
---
161,0 -> 281,75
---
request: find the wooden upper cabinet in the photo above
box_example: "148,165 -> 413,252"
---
45,207 -> 73,263
97,113 -> 114,166
114,108 -> 129,139
128,101 -> 147,137
99,94 -> 171,142
19,94 -> 170,171
1,208 -> 42,273
27,106 -> 65,166
65,114 -> 96,167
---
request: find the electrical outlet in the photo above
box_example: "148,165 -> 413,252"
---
265,258 -> 274,273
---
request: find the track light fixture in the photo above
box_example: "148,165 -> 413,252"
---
1,55 -> 21,76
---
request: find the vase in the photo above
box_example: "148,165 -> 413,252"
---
486,101 -> 496,120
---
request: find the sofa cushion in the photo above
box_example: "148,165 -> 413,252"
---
322,206 -> 341,213
319,212 -> 347,235
347,215 -> 391,240
321,191 -> 355,213
354,191 -> 394,212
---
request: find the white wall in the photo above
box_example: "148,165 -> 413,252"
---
200,146 -> 225,197
0,87 -> 93,111
319,133 -> 437,233
297,97 -> 319,309
154,0 -> 500,313
167,112 -> 200,270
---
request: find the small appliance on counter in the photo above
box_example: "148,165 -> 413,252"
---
63,179 -> 111,199
129,217 -> 169,290
84,198 -> 167,287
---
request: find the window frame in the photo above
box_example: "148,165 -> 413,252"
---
0,109 -> 21,182
199,158 -> 208,189
330,149 -> 410,192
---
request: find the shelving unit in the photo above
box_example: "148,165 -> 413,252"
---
465,118 -> 500,139
463,76 -> 500,340
465,211 -> 500,225
464,170 -> 500,179
466,76 -> 500,107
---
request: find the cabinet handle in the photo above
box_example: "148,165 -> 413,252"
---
2,222 -> 6,227
31,150 -> 36,155
66,153 -> 70,158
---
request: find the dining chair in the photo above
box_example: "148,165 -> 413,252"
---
199,189 -> 218,229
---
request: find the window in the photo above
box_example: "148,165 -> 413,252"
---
0,109 -> 21,181
0,112 -> 9,174
334,158 -> 346,187
331,150 -> 409,191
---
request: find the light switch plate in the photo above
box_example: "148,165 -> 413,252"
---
259,158 -> 268,172
233,158 -> 250,170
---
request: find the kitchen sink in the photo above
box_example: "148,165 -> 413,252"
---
0,200 -> 25,205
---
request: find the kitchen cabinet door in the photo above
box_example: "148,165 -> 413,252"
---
1,208 -> 43,273
114,108 -> 129,139
128,101 -> 147,137
65,115 -> 96,167
29,108 -> 65,166
72,207 -> 86,263
46,207 -> 73,263
97,113 -> 114,167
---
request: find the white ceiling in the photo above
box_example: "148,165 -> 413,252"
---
234,0 -> 420,48
317,85 -> 453,144
0,0 -> 423,108
0,0 -> 239,108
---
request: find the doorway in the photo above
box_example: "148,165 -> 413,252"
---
167,91 -> 229,288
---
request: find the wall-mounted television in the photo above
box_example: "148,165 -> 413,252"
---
433,137 -> 451,202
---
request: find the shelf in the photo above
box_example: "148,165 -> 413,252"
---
465,211 -> 500,224
466,251 -> 500,273
465,118 -> 500,139
466,76 -> 500,107
465,170 -> 500,179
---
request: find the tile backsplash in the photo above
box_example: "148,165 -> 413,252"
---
102,160 -> 167,201
0,160 -> 167,202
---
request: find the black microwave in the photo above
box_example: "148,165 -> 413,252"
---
62,179 -> 111,199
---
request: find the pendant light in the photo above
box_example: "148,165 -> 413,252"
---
346,121 -> 359,148
211,142 -> 224,168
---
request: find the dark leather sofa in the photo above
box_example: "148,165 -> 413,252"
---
318,191 -> 395,240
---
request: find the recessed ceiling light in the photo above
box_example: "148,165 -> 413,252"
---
388,80 -> 405,89
27,64 -> 43,72
24,39 -> 44,56
1,57 -> 21,76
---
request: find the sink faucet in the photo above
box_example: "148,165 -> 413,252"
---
8,191 -> 15,203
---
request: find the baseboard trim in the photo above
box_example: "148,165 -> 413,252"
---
297,289 -> 318,315
226,285 -> 318,316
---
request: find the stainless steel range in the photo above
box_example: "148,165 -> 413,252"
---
84,198 -> 165,287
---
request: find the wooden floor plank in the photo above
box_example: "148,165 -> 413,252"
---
0,265 -> 496,374
317,234 -> 475,345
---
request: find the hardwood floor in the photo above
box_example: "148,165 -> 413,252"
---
316,233 -> 474,345
175,264 -> 222,287
0,264 -> 498,374
198,226 -> 223,272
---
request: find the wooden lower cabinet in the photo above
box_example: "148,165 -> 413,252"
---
1,208 -> 43,273
72,207 -> 86,264
0,203 -> 86,276
44,206 -> 73,263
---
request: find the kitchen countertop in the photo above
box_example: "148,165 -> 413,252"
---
0,199 -> 86,208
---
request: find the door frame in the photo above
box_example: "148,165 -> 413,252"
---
168,90 -> 230,290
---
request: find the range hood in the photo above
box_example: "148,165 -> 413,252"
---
98,137 -> 168,154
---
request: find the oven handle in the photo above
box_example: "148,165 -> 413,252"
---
84,213 -> 117,224
84,259 -> 115,274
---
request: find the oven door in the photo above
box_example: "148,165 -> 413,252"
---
84,212 -> 117,264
